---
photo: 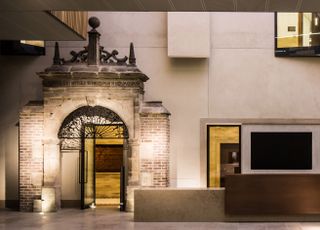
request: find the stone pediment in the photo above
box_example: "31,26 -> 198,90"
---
38,16 -> 149,83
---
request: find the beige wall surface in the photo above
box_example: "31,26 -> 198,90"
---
84,12 -> 209,187
209,13 -> 320,119
5,127 -> 19,203
2,12 -> 320,201
168,12 -> 210,57
0,126 -> 19,205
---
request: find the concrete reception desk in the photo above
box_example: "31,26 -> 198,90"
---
134,188 -> 226,222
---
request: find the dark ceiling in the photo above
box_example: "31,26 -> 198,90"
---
1,0 -> 320,40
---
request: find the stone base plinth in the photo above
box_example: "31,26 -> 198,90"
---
41,187 -> 56,212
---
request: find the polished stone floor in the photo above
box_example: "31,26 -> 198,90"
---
1,208 -> 320,230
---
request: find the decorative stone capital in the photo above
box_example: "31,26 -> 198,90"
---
140,101 -> 171,115
42,139 -> 60,145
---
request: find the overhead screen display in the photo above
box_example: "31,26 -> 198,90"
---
275,13 -> 320,57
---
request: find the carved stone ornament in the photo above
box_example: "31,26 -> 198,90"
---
53,17 -> 136,66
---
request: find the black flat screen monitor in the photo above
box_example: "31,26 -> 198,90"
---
251,132 -> 312,170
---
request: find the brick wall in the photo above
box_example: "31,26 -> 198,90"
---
19,102 -> 44,211
140,113 -> 170,187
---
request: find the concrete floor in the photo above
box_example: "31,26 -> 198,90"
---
1,208 -> 320,230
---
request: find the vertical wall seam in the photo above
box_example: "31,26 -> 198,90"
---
208,13 -> 212,118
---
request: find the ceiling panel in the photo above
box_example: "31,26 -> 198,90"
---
138,0 -> 173,11
300,0 -> 320,12
170,0 -> 204,11
237,0 -> 266,11
0,0 -> 113,11
1,0 -> 320,11
0,0 -> 42,11
106,0 -> 141,11
204,0 -> 235,11
0,12 -> 84,40
268,0 -> 299,12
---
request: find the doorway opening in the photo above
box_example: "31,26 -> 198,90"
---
58,106 -> 129,211
207,125 -> 241,188
81,124 -> 127,210
95,141 -> 123,207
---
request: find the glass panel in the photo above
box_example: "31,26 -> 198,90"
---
120,166 -> 125,211
208,126 -> 240,188
84,137 -> 95,207
277,13 -> 301,48
81,126 -> 96,209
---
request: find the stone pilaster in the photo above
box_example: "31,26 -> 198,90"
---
140,102 -> 170,188
42,140 -> 60,211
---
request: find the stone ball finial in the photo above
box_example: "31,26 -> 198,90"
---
88,17 -> 100,29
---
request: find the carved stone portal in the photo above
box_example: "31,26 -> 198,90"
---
19,17 -> 170,212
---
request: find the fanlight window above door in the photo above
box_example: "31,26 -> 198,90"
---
58,106 -> 128,150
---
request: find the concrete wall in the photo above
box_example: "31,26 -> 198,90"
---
0,34 -> 85,206
0,46 -> 49,208
0,123 -> 21,209
5,126 -> 19,208
209,13 -> 320,119
2,12 -> 320,202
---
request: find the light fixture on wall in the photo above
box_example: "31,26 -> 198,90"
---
20,40 -> 44,47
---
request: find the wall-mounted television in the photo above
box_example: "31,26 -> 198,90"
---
275,12 -> 320,57
251,132 -> 312,170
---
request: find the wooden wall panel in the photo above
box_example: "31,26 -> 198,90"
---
225,174 -> 320,215
50,11 -> 88,39
95,145 -> 123,172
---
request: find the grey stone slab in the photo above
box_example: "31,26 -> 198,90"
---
238,223 -> 267,230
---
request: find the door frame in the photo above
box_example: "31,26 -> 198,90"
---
207,124 -> 241,188
80,124 -> 96,209
80,124 -> 127,210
